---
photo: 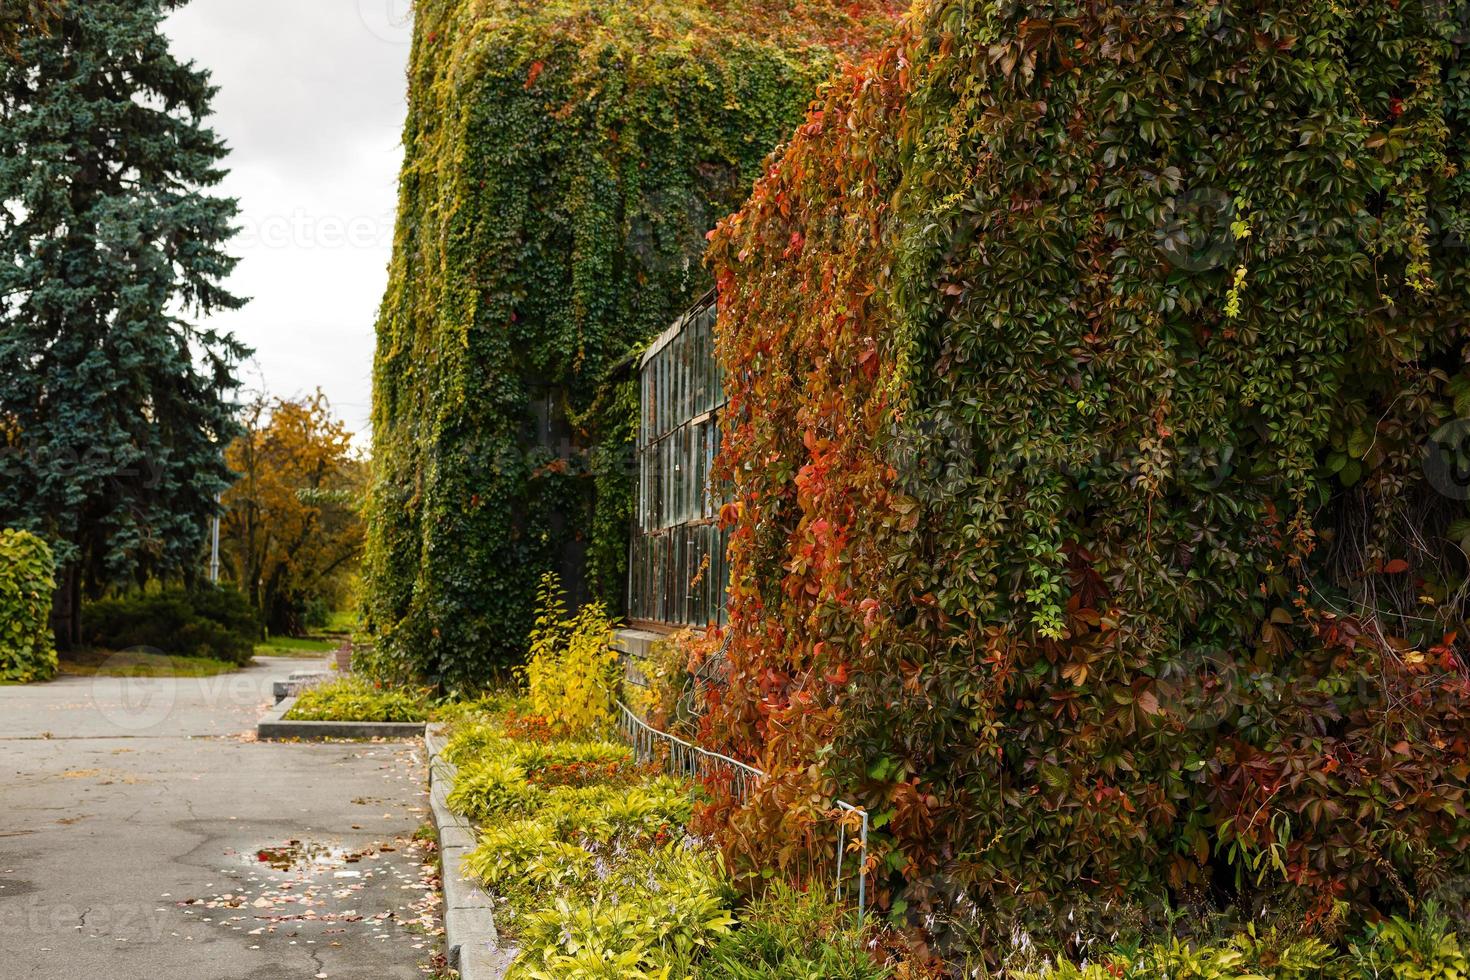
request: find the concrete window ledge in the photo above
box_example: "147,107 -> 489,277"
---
426,723 -> 518,979
256,696 -> 428,741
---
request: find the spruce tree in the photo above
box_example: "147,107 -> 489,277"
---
0,0 -> 247,646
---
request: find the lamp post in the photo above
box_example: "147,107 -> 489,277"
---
210,493 -> 221,584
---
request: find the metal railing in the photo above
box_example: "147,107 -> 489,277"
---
616,700 -> 869,915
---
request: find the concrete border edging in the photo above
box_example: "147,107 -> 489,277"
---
257,697 -> 428,741
426,723 -> 517,980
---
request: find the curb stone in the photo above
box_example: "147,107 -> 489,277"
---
426,723 -> 518,979
272,671 -> 332,703
256,696 -> 427,741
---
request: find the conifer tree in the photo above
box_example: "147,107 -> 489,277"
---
0,1 -> 58,57
0,0 -> 247,645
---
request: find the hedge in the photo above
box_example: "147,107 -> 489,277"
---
81,585 -> 260,665
364,0 -> 901,689
706,0 -> 1470,948
0,529 -> 57,683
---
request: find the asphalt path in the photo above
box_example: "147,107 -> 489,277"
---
0,656 -> 439,980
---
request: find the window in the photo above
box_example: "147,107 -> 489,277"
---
629,294 -> 728,628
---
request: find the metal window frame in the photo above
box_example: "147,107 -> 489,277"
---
629,293 -> 728,629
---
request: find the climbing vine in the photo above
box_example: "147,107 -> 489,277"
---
707,0 -> 1470,948
364,0 -> 901,689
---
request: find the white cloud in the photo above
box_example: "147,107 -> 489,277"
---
163,0 -> 413,444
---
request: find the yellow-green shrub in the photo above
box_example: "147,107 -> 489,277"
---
446,758 -> 542,822
1024,910 -> 1470,979
462,818 -> 594,895
0,529 -> 56,683
442,718 -> 515,766
522,572 -> 620,736
1347,906 -> 1470,980
509,846 -> 736,980
699,881 -> 892,980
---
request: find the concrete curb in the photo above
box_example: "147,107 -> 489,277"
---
272,671 -> 333,704
257,697 -> 428,741
426,723 -> 518,980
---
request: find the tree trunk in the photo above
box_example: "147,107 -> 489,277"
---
50,563 -> 81,651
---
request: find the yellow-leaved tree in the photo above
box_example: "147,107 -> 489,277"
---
222,392 -> 365,636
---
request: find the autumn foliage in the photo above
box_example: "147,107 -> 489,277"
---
706,0 -> 1470,945
222,393 -> 364,636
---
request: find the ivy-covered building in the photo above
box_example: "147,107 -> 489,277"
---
707,0 -> 1470,938
364,0 -> 900,687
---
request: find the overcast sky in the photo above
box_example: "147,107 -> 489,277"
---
163,0 -> 415,444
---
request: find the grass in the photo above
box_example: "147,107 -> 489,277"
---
324,608 -> 359,633
254,635 -> 338,658
58,647 -> 244,677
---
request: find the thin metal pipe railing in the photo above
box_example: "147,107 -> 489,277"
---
615,700 -> 869,916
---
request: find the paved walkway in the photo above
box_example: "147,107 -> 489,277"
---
0,657 -> 438,980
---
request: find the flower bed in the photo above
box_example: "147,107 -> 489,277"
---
438,707 -> 890,979
283,676 -> 431,723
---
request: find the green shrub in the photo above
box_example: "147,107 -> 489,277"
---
442,718 -> 515,766
81,585 -> 259,664
283,676 -> 430,723
700,882 -> 891,980
1025,933 -> 1337,980
445,708 -> 888,978
0,529 -> 57,683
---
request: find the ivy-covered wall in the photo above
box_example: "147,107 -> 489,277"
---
708,0 -> 1470,943
365,0 -> 900,689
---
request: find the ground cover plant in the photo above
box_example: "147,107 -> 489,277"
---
364,0 -> 904,689
284,676 -> 431,723
703,0 -> 1470,964
440,705 -> 891,980
1010,905 -> 1470,979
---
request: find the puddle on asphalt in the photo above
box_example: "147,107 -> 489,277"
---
163,833 -> 441,954
248,840 -> 369,872
141,746 -> 443,972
